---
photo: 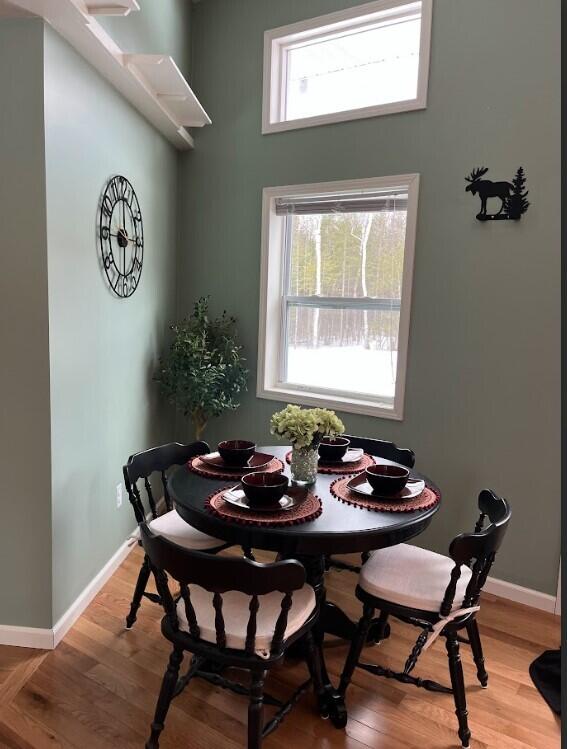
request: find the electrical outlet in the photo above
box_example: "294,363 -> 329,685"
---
116,482 -> 123,509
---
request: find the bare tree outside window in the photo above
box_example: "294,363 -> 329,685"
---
285,206 -> 407,399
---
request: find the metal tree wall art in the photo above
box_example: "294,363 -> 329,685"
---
465,166 -> 530,221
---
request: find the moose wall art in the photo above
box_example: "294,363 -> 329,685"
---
465,166 -> 530,221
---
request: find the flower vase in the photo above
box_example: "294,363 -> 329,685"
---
290,444 -> 319,486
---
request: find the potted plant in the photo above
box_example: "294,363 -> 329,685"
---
270,404 -> 345,485
155,297 -> 248,440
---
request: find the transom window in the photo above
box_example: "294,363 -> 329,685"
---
263,0 -> 432,133
258,175 -> 419,419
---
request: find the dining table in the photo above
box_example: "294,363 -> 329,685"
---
169,444 -> 441,727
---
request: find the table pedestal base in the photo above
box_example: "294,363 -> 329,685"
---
294,554 -> 348,728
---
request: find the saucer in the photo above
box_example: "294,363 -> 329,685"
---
319,447 -> 364,465
200,451 -> 274,471
346,474 -> 425,501
222,487 -> 303,512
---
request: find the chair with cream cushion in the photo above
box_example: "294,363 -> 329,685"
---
339,490 -> 511,749
139,522 -> 324,749
123,441 -> 227,629
359,543 -> 473,612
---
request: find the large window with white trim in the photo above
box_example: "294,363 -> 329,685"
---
262,0 -> 432,133
258,175 -> 419,419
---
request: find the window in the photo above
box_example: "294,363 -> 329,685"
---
262,0 -> 432,133
258,175 -> 419,419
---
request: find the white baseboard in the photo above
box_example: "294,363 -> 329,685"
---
0,623 -> 55,649
52,536 -> 136,647
484,576 -> 558,614
0,536 -> 136,650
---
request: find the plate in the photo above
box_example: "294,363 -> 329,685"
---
319,447 -> 365,465
222,487 -> 305,513
200,451 -> 274,471
347,474 -> 425,501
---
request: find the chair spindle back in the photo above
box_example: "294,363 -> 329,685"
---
344,434 -> 415,469
440,490 -> 511,616
123,441 -> 210,523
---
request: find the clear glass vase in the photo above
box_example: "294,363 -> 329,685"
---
290,444 -> 319,486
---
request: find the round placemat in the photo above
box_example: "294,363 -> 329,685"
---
330,475 -> 441,512
189,455 -> 285,480
285,450 -> 375,475
205,486 -> 322,526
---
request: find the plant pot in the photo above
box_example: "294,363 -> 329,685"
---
290,445 -> 319,486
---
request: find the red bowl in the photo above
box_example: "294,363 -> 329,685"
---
241,471 -> 288,505
318,436 -> 350,462
365,464 -> 409,495
218,439 -> 256,466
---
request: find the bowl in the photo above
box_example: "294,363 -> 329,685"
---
318,436 -> 351,462
241,471 -> 289,505
365,464 -> 410,496
217,440 -> 256,466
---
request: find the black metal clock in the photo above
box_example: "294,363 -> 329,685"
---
99,175 -> 144,298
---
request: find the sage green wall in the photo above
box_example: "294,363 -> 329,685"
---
179,0 -> 561,594
44,26 -> 180,623
0,19 -> 53,628
99,0 -> 192,80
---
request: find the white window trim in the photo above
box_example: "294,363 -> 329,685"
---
262,0 -> 432,135
257,174 -> 420,420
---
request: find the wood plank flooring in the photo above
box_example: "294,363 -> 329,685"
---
0,546 -> 560,749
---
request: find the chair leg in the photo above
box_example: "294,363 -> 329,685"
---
248,668 -> 267,749
304,629 -> 326,706
126,553 -> 152,629
339,602 -> 375,696
445,633 -> 471,749
466,619 -> 488,687
146,647 -> 184,749
367,610 -> 390,645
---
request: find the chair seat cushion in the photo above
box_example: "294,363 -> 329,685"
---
149,510 -> 225,551
176,584 -> 316,659
359,544 -> 472,613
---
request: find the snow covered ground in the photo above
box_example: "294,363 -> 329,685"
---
287,346 -> 397,398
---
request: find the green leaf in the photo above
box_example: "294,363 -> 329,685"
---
154,296 -> 248,434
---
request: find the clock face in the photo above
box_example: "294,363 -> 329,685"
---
99,175 -> 144,298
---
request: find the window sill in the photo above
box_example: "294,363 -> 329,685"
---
256,383 -> 403,421
262,98 -> 426,135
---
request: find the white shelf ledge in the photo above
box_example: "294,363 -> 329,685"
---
7,0 -> 210,149
125,54 -> 211,128
86,0 -> 140,16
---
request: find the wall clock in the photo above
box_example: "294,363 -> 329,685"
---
99,175 -> 144,298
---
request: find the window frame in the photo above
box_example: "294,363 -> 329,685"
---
262,0 -> 433,134
257,174 -> 420,420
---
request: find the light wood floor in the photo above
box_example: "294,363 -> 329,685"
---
0,546 -> 560,749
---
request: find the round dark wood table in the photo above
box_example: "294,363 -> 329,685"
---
169,445 -> 440,727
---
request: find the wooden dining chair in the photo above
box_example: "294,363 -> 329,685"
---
338,490 -> 511,749
123,441 -> 228,629
327,434 -> 416,576
139,522 -> 325,749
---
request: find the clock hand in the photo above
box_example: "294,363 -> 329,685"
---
111,230 -> 133,244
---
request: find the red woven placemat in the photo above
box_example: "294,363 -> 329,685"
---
205,486 -> 322,526
189,455 -> 285,480
285,450 -> 375,475
330,476 -> 441,513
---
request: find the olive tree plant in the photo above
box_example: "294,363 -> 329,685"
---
155,297 -> 248,440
